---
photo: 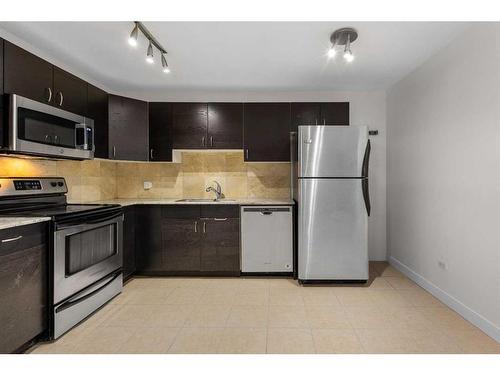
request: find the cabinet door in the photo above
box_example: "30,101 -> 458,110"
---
208,103 -> 243,149
0,223 -> 48,353
243,103 -> 291,162
201,218 -> 240,274
87,84 -> 109,159
0,38 -> 4,100
172,103 -> 208,149
52,67 -> 88,115
320,102 -> 349,125
122,206 -> 136,280
135,206 -> 162,272
108,95 -> 149,161
290,102 -> 321,132
3,41 -> 53,104
149,102 -> 173,161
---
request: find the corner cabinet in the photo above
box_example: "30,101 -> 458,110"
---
243,103 -> 291,162
87,84 -> 109,159
108,94 -> 149,161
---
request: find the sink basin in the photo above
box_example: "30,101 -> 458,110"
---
175,198 -> 235,203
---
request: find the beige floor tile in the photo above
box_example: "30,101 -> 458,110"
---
217,328 -> 267,354
164,287 -> 207,304
30,342 -> 78,354
397,289 -> 445,308
185,304 -> 232,327
119,287 -> 176,305
417,307 -> 478,331
334,288 -> 375,307
356,328 -> 420,354
268,305 -> 309,328
118,326 -> 180,353
379,265 -> 405,278
305,305 -> 352,329
268,278 -> 298,289
146,304 -> 193,327
345,306 -> 393,329
168,327 -> 225,354
312,328 -> 364,353
232,287 -> 270,306
384,277 -> 420,290
445,329 -> 500,353
366,277 -> 394,289
368,289 -> 414,309
102,305 -> 154,327
383,307 -> 434,330
226,305 -> 269,328
407,328 -> 463,354
269,288 -> 304,306
76,326 -> 137,354
267,328 -> 315,354
300,287 -> 341,306
199,287 -> 238,305
238,278 -> 270,289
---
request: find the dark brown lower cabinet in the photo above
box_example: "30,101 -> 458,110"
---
134,205 -> 240,275
0,223 -> 48,353
122,206 -> 136,280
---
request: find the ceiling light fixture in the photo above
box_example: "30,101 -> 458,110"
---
146,41 -> 154,64
127,21 -> 171,73
128,22 -> 139,46
328,27 -> 358,63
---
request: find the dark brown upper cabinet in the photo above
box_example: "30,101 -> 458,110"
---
3,41 -> 53,105
172,103 -> 208,149
243,103 -> 291,162
291,102 -> 349,131
149,102 -> 173,161
207,103 -> 243,149
108,94 -> 149,161
52,67 -> 88,115
0,38 -> 4,100
87,84 -> 109,159
319,102 -> 349,125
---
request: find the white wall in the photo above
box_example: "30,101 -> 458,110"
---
129,89 -> 387,261
387,24 -> 500,341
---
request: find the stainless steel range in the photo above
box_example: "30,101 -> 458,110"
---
0,177 -> 123,339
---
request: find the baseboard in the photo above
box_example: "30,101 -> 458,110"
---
389,256 -> 500,343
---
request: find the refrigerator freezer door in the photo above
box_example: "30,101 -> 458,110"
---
298,178 -> 368,280
299,126 -> 368,178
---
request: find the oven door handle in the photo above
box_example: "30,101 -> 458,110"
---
55,270 -> 122,313
55,212 -> 123,230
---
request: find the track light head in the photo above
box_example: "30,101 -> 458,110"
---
128,23 -> 139,47
161,54 -> 170,73
146,41 -> 154,64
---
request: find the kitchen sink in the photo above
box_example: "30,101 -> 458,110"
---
175,198 -> 236,202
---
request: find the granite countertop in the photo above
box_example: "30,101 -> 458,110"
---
86,198 -> 295,206
0,217 -> 52,230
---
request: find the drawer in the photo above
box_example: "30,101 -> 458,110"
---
200,205 -> 239,219
0,223 -> 47,255
161,205 -> 200,219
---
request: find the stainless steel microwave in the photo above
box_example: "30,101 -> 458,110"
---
2,94 -> 94,159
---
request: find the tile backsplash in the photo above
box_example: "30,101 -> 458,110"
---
0,151 -> 290,202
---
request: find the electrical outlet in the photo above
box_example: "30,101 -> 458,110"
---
438,260 -> 447,270
143,181 -> 153,190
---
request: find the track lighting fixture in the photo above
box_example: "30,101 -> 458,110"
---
128,22 -> 139,46
127,21 -> 171,74
328,27 -> 358,63
146,41 -> 154,64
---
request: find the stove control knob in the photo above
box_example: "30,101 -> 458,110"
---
57,182 -> 64,187
51,182 -> 57,187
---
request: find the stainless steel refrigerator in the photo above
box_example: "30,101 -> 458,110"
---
292,125 -> 371,282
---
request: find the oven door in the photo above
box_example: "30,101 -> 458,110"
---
8,94 -> 94,160
53,211 -> 123,304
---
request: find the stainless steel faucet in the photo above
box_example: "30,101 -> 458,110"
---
206,180 -> 222,201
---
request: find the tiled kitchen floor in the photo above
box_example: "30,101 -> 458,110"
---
30,262 -> 500,354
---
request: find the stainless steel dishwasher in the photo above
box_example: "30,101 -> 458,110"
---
241,206 -> 293,273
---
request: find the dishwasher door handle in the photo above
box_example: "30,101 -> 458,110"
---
260,211 -> 273,215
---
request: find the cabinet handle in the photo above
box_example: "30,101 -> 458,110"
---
210,136 -> 213,147
2,235 -> 23,243
57,92 -> 64,107
150,149 -> 154,160
46,87 -> 52,103
54,135 -> 59,145
323,118 -> 326,125
315,118 -> 318,125
194,221 -> 198,233
113,146 -> 116,158
213,218 -> 228,221
201,136 -> 205,147
203,221 -> 206,233
246,149 -> 249,160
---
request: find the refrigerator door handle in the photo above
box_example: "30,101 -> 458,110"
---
362,178 -> 371,216
362,139 -> 371,178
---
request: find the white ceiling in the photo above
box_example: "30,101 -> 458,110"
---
0,22 -> 468,98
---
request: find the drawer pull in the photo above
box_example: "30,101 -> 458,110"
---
213,218 -> 228,221
2,235 -> 23,243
